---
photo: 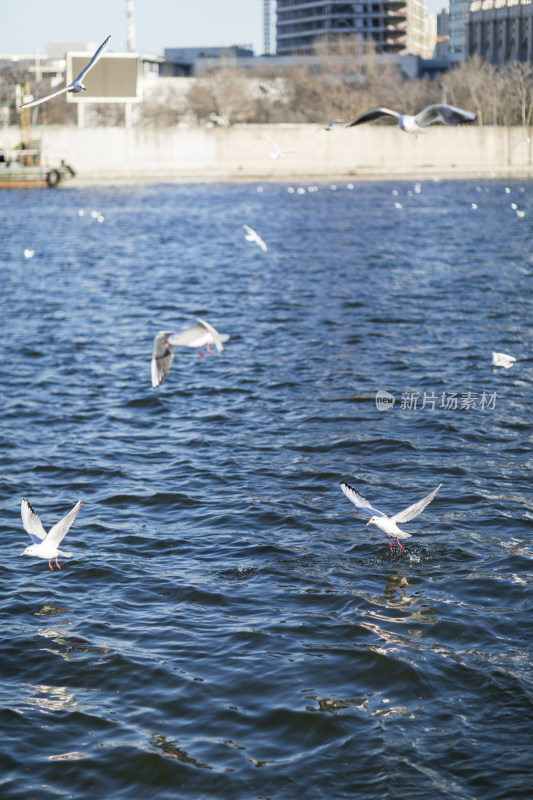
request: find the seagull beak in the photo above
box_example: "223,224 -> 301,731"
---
365,520 -> 372,526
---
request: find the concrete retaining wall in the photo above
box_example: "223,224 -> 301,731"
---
2,124 -> 533,182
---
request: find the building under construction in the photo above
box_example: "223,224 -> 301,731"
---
275,0 -> 427,57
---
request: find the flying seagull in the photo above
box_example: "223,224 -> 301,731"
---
243,224 -> 267,252
20,498 -> 82,570
340,481 -> 442,550
345,104 -> 475,135
491,351 -> 516,368
265,136 -> 290,159
151,318 -> 229,388
20,35 -> 111,109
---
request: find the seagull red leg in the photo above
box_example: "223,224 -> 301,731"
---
396,537 -> 403,549
198,349 -> 204,357
48,559 -> 53,571
55,557 -> 61,569
206,344 -> 213,355
388,536 -> 393,551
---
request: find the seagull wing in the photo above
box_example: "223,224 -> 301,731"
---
340,482 -> 385,517
345,108 -> 401,127
21,499 -> 47,543
492,351 -> 516,367
168,322 -> 209,348
390,484 -> 442,524
74,35 -> 111,82
20,86 -> 69,109
415,104 -> 476,128
243,225 -> 267,250
266,136 -> 281,155
45,500 -> 83,548
151,331 -> 175,388
195,318 -> 229,352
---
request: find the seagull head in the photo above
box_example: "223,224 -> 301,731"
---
366,515 -> 380,527
20,544 -> 39,557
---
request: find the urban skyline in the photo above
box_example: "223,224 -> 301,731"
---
2,0 -> 449,57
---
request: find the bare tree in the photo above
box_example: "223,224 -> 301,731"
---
441,57 -> 497,126
137,83 -> 189,127
504,62 -> 533,127
186,69 -> 257,125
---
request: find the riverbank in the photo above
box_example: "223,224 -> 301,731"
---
2,124 -> 533,182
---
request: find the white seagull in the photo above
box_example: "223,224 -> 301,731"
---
340,481 -> 442,550
265,136 -> 290,159
20,498 -> 82,571
151,318 -> 229,388
20,35 -> 110,109
324,119 -> 343,131
345,104 -> 476,135
492,351 -> 516,368
243,224 -> 267,252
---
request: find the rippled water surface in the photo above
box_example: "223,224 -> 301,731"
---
1,179 -> 532,799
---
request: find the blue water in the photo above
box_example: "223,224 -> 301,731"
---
0,179 -> 532,799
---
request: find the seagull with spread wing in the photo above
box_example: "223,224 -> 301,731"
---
265,136 -> 291,159
243,224 -> 267,252
151,318 -> 229,388
340,482 -> 442,550
20,498 -> 82,570
20,35 -> 110,109
345,104 -> 475,135
491,351 -> 516,368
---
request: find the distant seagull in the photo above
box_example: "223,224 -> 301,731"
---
492,351 -> 516,369
20,35 -> 110,109
324,119 -> 343,131
23,249 -> 34,259
20,498 -> 82,571
340,481 -> 442,550
243,224 -> 267,252
266,136 -> 290,159
151,318 -> 229,388
345,104 -> 476,135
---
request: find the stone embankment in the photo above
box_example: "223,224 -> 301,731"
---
2,124 -> 532,182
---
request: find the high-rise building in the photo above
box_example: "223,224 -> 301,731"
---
434,7 -> 450,59
275,0 -> 428,57
467,0 -> 533,64
449,0 -> 469,61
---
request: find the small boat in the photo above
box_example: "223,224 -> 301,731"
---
0,142 -> 75,188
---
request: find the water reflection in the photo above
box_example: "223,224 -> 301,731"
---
306,692 -> 414,719
23,683 -> 77,712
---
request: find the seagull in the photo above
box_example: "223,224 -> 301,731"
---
20,35 -> 110,109
340,481 -> 442,550
265,136 -> 290,159
151,318 -> 229,388
492,351 -> 516,368
345,104 -> 476,135
20,498 -> 82,571
23,249 -> 34,259
243,224 -> 267,252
